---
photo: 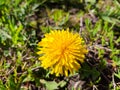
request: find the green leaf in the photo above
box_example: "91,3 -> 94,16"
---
23,73 -> 34,82
7,75 -> 17,90
46,81 -> 58,90
58,80 -> 67,88
0,80 -> 6,90
101,16 -> 120,24
40,80 -> 59,90
0,30 -> 11,39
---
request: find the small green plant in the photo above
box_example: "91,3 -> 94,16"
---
0,0 -> 120,90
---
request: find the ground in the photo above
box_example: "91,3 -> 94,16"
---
0,0 -> 120,90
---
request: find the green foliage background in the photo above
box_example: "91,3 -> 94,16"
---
0,0 -> 120,90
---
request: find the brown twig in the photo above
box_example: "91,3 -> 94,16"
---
89,44 -> 112,52
112,73 -> 116,90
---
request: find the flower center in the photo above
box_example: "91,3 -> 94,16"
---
60,45 -> 68,55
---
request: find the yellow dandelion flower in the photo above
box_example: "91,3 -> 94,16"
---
37,29 -> 88,76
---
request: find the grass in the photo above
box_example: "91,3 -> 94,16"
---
0,0 -> 120,90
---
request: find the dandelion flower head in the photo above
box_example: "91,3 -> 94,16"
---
37,29 -> 88,76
